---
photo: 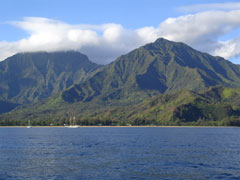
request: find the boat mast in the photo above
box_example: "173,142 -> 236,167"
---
73,116 -> 76,126
70,116 -> 72,126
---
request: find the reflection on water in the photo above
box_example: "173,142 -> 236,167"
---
0,127 -> 240,179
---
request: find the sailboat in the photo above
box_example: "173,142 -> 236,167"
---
67,116 -> 79,128
27,120 -> 32,128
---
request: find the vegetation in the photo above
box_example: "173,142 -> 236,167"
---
1,87 -> 240,126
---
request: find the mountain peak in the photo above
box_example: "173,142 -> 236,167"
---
154,37 -> 172,43
143,37 -> 192,52
12,50 -> 88,59
154,37 -> 188,46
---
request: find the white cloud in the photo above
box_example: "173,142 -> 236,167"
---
1,9 -> 240,64
178,2 -> 240,13
214,38 -> 240,59
137,26 -> 159,43
0,17 -> 155,64
158,10 -> 240,58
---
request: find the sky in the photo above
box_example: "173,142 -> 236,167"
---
0,0 -> 240,64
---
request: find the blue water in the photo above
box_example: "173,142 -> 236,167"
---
0,127 -> 240,180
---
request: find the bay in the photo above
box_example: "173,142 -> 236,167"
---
0,127 -> 240,179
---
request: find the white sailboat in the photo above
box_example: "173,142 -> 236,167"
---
27,120 -> 32,128
67,116 -> 79,128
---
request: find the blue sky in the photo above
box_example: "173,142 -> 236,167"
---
0,0 -> 236,40
0,0 -> 240,64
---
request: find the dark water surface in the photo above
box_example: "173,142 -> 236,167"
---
0,127 -> 240,180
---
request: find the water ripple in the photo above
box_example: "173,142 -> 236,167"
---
0,127 -> 240,179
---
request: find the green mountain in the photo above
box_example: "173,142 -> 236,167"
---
61,38 -> 240,105
0,51 -> 100,113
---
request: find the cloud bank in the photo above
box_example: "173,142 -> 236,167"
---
0,18 -> 154,64
1,9 -> 240,64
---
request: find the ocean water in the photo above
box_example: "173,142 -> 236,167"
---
0,127 -> 240,180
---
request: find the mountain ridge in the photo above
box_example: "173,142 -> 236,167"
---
60,38 -> 240,105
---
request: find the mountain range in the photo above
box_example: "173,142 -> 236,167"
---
1,38 -> 240,126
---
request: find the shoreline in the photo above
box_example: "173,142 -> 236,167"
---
0,125 -> 238,128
